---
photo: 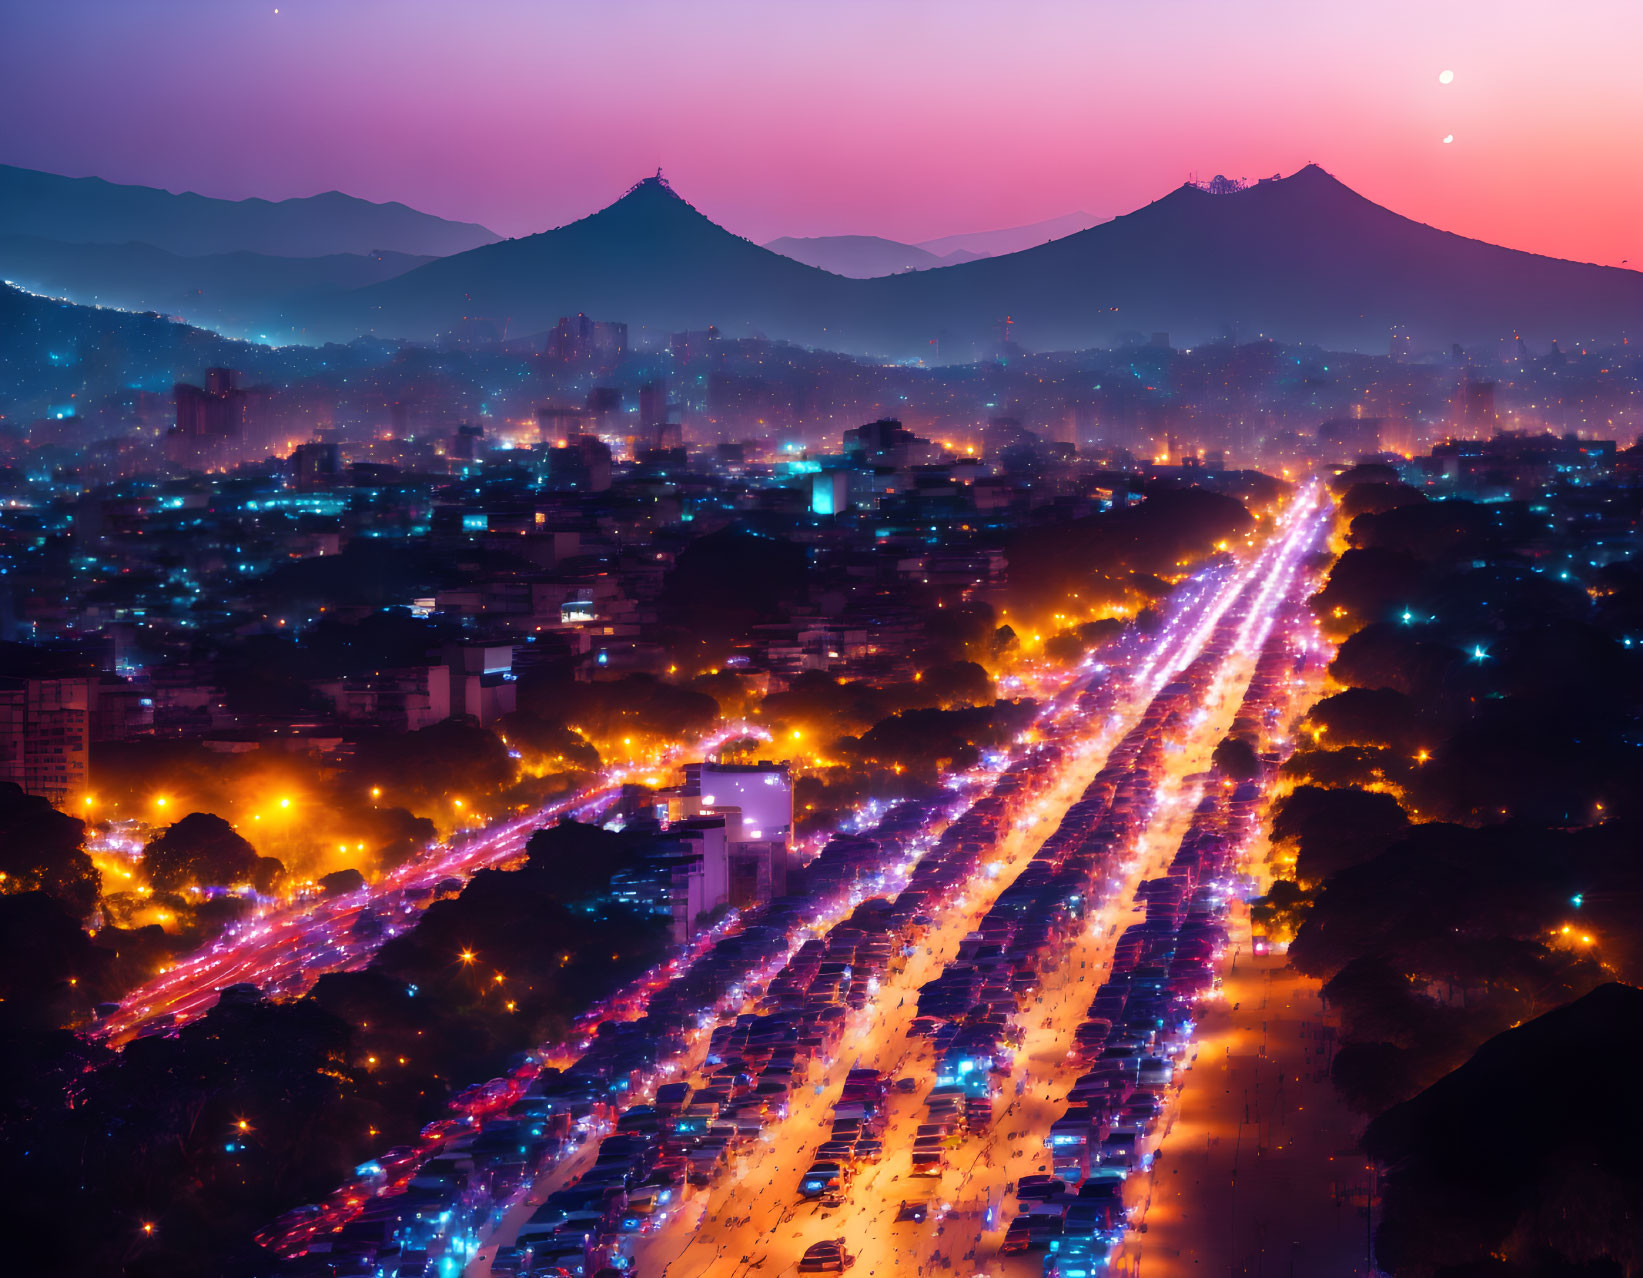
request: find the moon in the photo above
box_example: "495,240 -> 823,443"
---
1443,134 -> 1454,144
1439,69 -> 1454,84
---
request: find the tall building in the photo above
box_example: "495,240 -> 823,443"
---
167,368 -> 246,468
1459,379 -> 1498,438
545,314 -> 628,367
678,761 -> 794,907
0,676 -> 90,807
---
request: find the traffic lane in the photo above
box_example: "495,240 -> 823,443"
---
744,711 -> 1236,1277
1110,914 -> 1367,1278
734,552 -> 1292,1275
623,756 -> 1119,1278
475,737 -> 1110,1274
896,640 -> 1272,1273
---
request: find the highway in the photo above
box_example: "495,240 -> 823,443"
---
97,726 -> 758,1047
464,484 -> 1332,1278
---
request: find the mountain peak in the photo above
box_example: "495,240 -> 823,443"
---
618,171 -> 686,205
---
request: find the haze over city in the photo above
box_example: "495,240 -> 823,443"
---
1,5 -> 1641,1278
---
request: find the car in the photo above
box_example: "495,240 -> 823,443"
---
1000,1218 -> 1034,1253
896,1199 -> 929,1223
800,1161 -> 844,1197
1015,1175 -> 1067,1201
798,1240 -> 855,1273
910,1148 -> 946,1176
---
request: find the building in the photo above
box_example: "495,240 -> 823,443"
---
0,676 -> 90,806
811,470 -> 850,515
675,761 -> 794,906
535,405 -> 587,445
167,368 -> 247,468
545,314 -> 628,367
605,815 -> 733,943
546,435 -> 613,492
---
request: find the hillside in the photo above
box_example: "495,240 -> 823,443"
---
0,235 -> 430,340
762,234 -> 951,278
915,210 -> 1103,258
1363,982 -> 1643,1275
0,164 -> 497,258
319,175 -> 860,346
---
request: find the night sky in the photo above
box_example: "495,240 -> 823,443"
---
4,0 -> 1640,266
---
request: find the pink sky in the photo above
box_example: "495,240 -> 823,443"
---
4,0 -> 1640,266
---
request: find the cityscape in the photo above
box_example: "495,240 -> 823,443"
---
2,4 -> 1641,1278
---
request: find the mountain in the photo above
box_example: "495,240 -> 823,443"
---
0,164 -> 497,257
0,234 -> 431,339
315,175 -> 860,345
915,210 -> 1105,258
763,213 -> 1102,277
308,167 -> 1643,356
762,234 -> 951,278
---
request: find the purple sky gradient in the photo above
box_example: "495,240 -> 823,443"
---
4,0 -> 1639,266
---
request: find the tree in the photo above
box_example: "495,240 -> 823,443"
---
1364,984 -> 1643,1277
1211,735 -> 1260,781
347,717 -> 515,811
1270,785 -> 1410,886
142,813 -> 283,892
1303,687 -> 1427,752
1338,481 -> 1426,522
0,891 -> 109,1030
1328,462 -> 1401,494
0,782 -> 99,917
1310,546 -> 1427,638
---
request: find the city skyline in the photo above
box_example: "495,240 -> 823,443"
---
4,0 -> 1641,268
5,6 -> 1643,1277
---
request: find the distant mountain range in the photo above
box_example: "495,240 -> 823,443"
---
917,210 -> 1105,259
0,164 -> 498,257
0,234 -> 431,338
310,167 -> 1643,356
761,235 -> 970,278
763,212 -> 1102,278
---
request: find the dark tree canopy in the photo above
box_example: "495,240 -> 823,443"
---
1270,784 -> 1410,886
142,812 -> 283,892
347,717 -> 515,809
1211,735 -> 1260,781
0,891 -> 109,1031
0,781 -> 99,917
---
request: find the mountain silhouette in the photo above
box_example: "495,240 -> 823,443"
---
306,167 -> 1643,354
0,233 -> 430,340
0,164 -> 497,258
914,210 -> 1104,258
764,211 -> 1100,277
321,175 -> 858,345
762,234 -> 954,277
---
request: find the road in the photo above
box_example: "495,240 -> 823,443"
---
472,484 -> 1332,1278
1109,909 -> 1369,1278
98,727 -> 756,1046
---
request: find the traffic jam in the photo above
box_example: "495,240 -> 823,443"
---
262,486 -> 1329,1278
